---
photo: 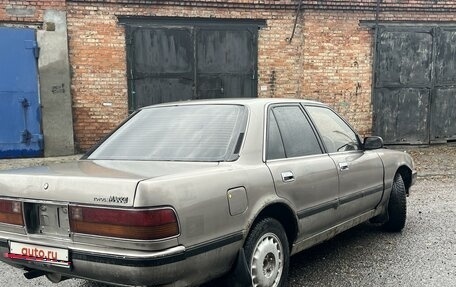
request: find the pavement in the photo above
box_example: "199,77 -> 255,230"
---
406,144 -> 456,179
286,176 -> 456,287
0,154 -> 81,171
0,145 -> 455,287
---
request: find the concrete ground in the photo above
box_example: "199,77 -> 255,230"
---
0,145 -> 455,286
0,154 -> 81,171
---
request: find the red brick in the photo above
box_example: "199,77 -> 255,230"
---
4,1 -> 456,150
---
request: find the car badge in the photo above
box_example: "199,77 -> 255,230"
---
43,183 -> 49,190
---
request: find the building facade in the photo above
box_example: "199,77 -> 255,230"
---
1,1 -> 456,154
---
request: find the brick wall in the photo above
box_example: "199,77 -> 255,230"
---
64,0 -> 456,150
302,10 -> 374,136
67,4 -> 128,149
67,3 -> 308,150
0,1 -> 65,23
3,1 -> 456,151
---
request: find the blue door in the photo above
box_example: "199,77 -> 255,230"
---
0,27 -> 43,158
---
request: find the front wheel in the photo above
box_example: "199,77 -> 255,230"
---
244,218 -> 290,287
382,173 -> 407,232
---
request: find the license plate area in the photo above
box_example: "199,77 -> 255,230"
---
8,241 -> 70,268
24,203 -> 71,238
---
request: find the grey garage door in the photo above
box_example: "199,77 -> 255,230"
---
124,19 -> 259,111
373,26 -> 456,144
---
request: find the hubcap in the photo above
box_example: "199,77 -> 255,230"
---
250,233 -> 283,287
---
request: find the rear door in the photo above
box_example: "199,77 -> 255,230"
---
265,104 -> 339,239
305,105 -> 384,221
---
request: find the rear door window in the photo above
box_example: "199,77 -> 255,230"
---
267,105 -> 322,159
267,111 -> 286,160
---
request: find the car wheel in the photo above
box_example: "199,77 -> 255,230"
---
382,173 -> 407,232
244,218 -> 289,287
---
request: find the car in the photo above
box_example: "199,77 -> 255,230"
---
0,98 -> 416,287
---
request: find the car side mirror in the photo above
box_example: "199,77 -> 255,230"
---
363,136 -> 384,150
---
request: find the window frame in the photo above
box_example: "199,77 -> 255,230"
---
302,104 -> 363,154
264,103 -> 325,162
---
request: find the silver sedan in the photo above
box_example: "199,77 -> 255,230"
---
0,98 -> 416,286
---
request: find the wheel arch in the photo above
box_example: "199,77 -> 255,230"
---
396,165 -> 412,195
249,202 -> 298,250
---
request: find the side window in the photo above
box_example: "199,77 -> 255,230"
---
267,111 -> 286,160
306,106 -> 360,153
267,106 -> 322,159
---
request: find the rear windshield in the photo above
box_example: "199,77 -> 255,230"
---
88,104 -> 247,162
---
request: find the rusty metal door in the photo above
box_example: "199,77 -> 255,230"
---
373,26 -> 456,144
196,27 -> 256,99
432,27 -> 456,143
125,21 -> 258,111
373,27 -> 433,144
127,27 -> 194,110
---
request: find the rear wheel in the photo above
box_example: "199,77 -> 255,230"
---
244,218 -> 289,287
382,173 -> 407,232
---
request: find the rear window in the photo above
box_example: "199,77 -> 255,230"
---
88,105 -> 247,161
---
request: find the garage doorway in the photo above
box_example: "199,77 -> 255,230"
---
121,18 -> 263,112
373,25 -> 456,144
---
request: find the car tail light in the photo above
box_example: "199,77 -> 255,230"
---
0,199 -> 23,226
69,206 -> 179,240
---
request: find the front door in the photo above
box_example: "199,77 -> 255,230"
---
305,105 -> 384,221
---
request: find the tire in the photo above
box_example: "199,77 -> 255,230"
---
382,173 -> 407,232
244,218 -> 289,287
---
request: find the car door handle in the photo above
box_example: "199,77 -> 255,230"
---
339,162 -> 349,171
281,171 -> 295,182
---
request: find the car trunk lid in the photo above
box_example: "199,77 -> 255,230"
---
0,160 -> 219,207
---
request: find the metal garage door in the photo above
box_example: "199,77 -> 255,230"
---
0,27 -> 43,158
123,19 -> 259,111
373,26 -> 456,144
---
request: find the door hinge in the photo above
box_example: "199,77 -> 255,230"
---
21,130 -> 32,144
20,98 -> 30,109
25,40 -> 40,59
126,36 -> 133,46
20,131 -> 43,146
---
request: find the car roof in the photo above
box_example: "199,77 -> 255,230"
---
140,98 -> 327,110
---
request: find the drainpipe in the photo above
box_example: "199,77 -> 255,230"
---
371,0 -> 381,135
287,0 -> 304,43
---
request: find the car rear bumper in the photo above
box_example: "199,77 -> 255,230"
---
0,233 -> 243,286
0,239 -> 186,286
